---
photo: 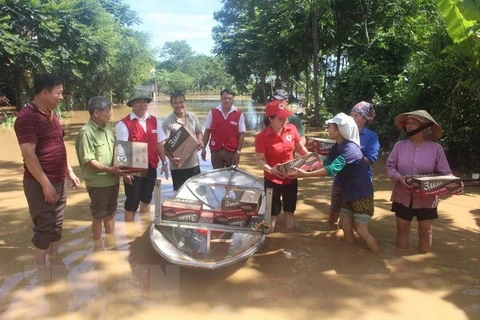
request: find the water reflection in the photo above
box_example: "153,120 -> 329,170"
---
0,98 -> 261,318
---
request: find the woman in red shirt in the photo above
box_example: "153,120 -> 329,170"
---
255,100 -> 308,231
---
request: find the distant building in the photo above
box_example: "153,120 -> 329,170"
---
135,82 -> 158,102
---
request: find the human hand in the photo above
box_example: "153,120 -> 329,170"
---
270,165 -> 286,179
109,166 -> 129,177
232,152 -> 240,166
452,186 -> 464,195
398,176 -> 411,193
172,157 -> 183,166
68,171 -> 80,189
197,141 -> 204,151
123,175 -> 134,185
288,168 -> 308,179
162,164 -> 170,180
42,182 -> 58,203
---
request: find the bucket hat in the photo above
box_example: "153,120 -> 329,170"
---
126,90 -> 152,107
273,89 -> 288,100
394,110 -> 443,141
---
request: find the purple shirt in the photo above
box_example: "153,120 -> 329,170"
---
386,139 -> 451,209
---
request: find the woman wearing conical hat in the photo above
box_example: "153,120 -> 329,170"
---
386,110 -> 452,253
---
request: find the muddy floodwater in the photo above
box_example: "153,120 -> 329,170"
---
1,99 -> 479,319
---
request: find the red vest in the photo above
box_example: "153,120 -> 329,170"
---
121,115 -> 159,168
209,108 -> 242,152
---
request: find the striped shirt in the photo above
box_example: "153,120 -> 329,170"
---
14,101 -> 67,183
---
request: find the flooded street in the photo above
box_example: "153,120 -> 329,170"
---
1,98 -> 480,319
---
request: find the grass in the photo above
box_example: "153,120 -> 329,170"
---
0,112 -> 16,128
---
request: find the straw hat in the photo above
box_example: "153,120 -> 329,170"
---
126,90 -> 152,107
394,110 -> 443,141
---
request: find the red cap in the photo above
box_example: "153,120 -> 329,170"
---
265,100 -> 293,118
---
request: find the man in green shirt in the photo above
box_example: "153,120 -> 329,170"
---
75,96 -> 126,249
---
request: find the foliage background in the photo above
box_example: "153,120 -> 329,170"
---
1,0 -> 479,170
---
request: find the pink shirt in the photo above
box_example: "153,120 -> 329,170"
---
386,139 -> 451,209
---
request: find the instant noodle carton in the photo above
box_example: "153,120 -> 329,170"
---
164,125 -> 199,167
221,188 -> 262,215
305,137 -> 336,155
278,152 -> 323,175
113,140 -> 148,173
161,198 -> 203,222
405,174 -> 463,196
212,211 -> 249,227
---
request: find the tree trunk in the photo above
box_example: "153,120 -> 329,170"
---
261,75 -> 267,104
305,63 -> 310,110
359,0 -> 370,45
311,0 -> 320,123
14,73 -> 27,111
335,45 -> 342,78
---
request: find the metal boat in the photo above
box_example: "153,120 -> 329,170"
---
149,167 -> 272,269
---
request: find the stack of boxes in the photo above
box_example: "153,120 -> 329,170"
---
161,198 -> 203,222
212,188 -> 263,227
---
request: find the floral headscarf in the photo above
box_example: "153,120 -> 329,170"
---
351,101 -> 376,122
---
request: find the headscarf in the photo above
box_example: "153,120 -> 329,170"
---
325,113 -> 361,146
351,101 -> 376,122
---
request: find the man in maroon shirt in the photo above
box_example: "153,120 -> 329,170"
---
14,73 -> 80,266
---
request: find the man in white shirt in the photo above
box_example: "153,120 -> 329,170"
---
115,91 -> 168,222
201,89 -> 246,169
162,92 -> 203,190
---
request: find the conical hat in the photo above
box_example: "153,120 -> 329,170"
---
394,110 -> 443,140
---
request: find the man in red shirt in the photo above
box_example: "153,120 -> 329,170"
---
255,100 -> 308,231
115,91 -> 169,222
201,89 -> 246,168
14,73 -> 80,266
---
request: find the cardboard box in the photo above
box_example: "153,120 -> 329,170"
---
278,153 -> 323,175
164,125 -> 199,167
305,137 -> 336,155
113,140 -> 148,172
213,211 -> 249,227
405,175 -> 464,196
161,198 -> 203,222
221,188 -> 262,214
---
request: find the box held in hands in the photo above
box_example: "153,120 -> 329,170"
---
405,175 -> 464,196
113,140 -> 148,172
305,137 -> 336,155
278,153 -> 323,175
164,125 -> 199,167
